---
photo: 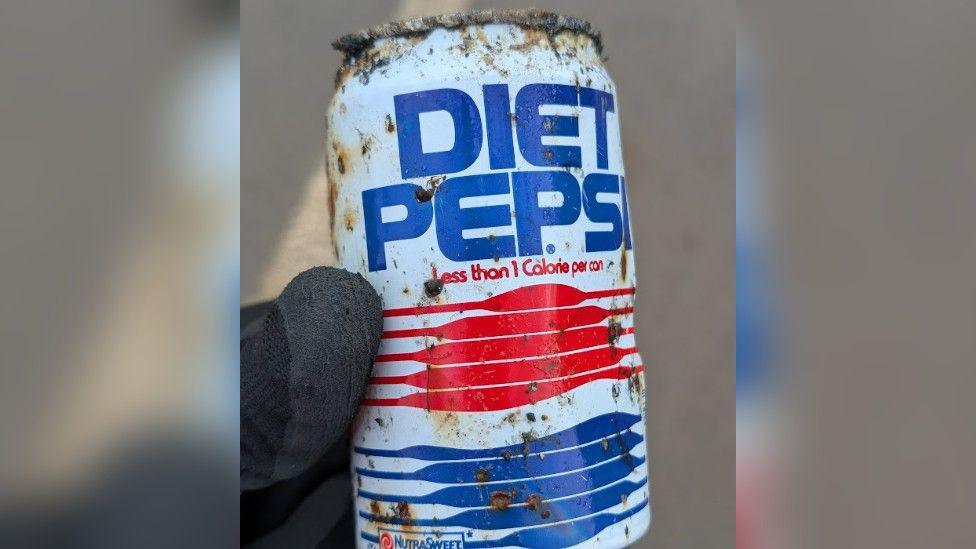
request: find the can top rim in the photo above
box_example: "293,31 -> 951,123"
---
332,8 -> 602,57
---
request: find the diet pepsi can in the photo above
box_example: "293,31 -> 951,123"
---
327,10 -> 650,548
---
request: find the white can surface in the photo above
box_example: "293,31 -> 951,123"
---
328,10 -> 650,548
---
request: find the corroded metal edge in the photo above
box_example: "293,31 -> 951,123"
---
332,8 -> 603,58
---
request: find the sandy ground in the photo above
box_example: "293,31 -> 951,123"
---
242,1 -> 733,546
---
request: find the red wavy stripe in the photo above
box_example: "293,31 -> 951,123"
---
382,305 -> 633,340
383,284 -> 635,317
375,325 -> 635,366
371,346 -> 638,390
362,365 -> 645,411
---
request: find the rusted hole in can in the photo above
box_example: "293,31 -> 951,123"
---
424,278 -> 444,297
415,175 -> 445,202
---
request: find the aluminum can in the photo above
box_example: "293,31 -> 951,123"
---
328,10 -> 650,548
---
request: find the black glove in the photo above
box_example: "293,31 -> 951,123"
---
241,267 -> 383,547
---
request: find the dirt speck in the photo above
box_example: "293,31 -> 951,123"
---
424,278 -> 444,297
521,431 -> 537,460
526,412 -> 536,422
490,491 -> 512,510
374,417 -> 385,427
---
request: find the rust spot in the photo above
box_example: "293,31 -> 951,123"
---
360,135 -> 374,156
326,175 -> 339,239
607,320 -> 622,346
541,509 -> 551,518
385,114 -> 396,133
395,501 -> 411,520
627,368 -> 643,398
490,491 -> 512,510
374,417 -> 385,427
501,450 -> 512,461
370,500 -> 381,516
543,148 -> 554,162
620,246 -> 628,282
402,285 -> 411,295
526,412 -> 536,422
343,208 -> 356,231
526,494 -> 542,511
475,468 -> 490,483
543,118 -> 554,132
424,278 -> 444,297
525,381 -> 538,393
541,414 -> 549,421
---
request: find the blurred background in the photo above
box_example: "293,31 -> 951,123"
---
242,1 -> 734,548
738,1 -> 976,548
0,0 -> 239,546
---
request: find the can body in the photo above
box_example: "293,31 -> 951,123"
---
329,17 -> 650,548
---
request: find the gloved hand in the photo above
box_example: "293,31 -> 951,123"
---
241,267 -> 383,548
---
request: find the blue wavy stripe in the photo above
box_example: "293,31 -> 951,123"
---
356,430 -> 643,482
358,453 -> 645,506
358,476 -> 647,530
354,412 -> 642,460
361,498 -> 649,548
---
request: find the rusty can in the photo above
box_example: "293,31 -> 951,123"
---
328,9 -> 649,548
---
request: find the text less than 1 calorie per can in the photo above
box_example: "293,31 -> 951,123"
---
328,10 -> 650,548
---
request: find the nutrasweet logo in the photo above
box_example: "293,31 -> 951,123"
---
377,529 -> 464,549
